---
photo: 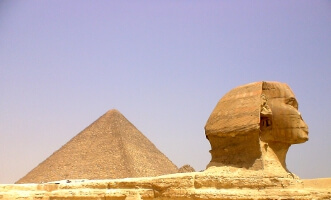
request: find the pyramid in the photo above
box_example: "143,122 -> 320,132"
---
16,109 -> 178,183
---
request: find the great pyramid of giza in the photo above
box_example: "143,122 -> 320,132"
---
16,109 -> 178,183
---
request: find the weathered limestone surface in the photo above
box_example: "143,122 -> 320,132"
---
1,173 -> 330,199
2,81 -> 330,199
205,81 -> 309,176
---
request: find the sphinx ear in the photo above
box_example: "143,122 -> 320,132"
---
260,94 -> 272,129
260,115 -> 272,129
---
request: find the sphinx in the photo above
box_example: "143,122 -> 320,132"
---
205,81 -> 308,176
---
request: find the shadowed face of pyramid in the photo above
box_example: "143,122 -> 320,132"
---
17,109 -> 178,183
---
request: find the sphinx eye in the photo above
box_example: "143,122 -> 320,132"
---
286,97 -> 298,109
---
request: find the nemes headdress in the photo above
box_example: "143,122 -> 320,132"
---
205,81 -> 292,137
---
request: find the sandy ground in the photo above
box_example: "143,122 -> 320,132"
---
303,178 -> 331,189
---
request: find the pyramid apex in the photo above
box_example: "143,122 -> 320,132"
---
103,109 -> 125,119
106,109 -> 121,114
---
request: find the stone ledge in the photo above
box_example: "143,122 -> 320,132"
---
1,172 -> 330,200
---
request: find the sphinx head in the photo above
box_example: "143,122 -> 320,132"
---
205,81 -> 308,171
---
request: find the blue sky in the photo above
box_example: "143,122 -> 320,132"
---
0,1 -> 330,183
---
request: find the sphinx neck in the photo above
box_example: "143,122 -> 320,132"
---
206,131 -> 292,176
260,140 -> 291,175
207,131 -> 263,169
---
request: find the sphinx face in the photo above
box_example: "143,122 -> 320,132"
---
262,84 -> 308,144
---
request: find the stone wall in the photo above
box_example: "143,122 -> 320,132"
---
1,170 -> 330,200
